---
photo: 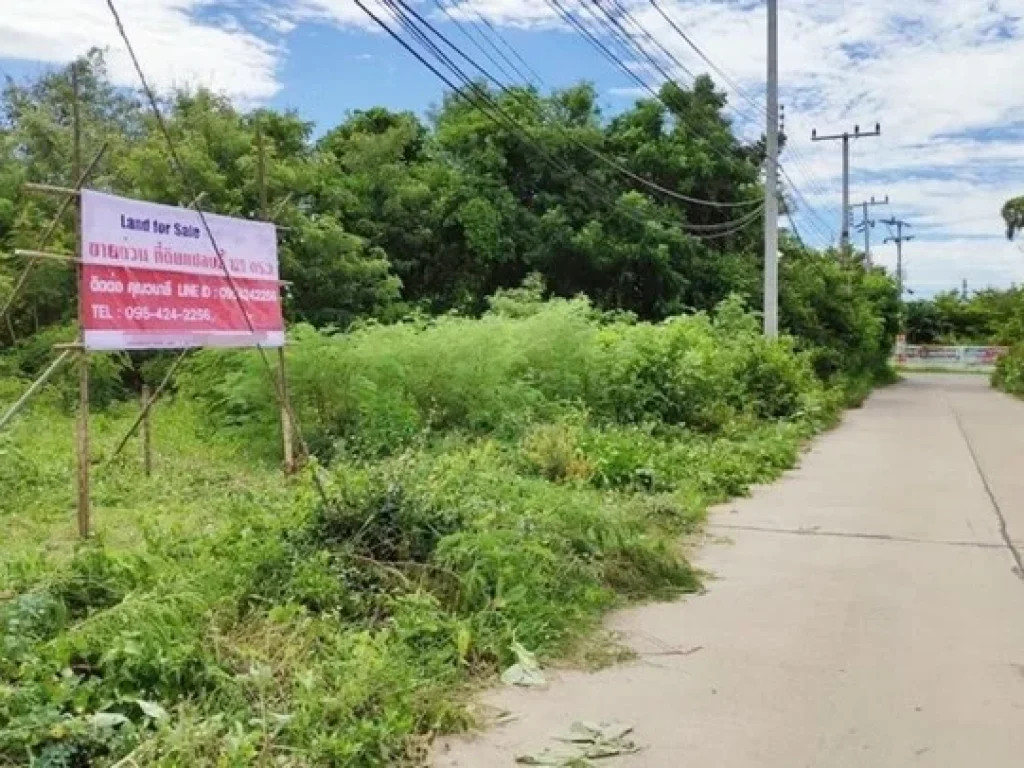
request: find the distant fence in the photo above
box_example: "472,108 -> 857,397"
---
893,341 -> 1009,371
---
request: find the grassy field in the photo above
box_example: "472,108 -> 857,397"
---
2,298 -> 848,766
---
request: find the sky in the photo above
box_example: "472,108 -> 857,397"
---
2,0 -> 1023,297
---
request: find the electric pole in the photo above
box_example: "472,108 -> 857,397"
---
851,195 -> 889,267
763,0 -> 779,338
882,217 -> 914,332
811,123 -> 882,255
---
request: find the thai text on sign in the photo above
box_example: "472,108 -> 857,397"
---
79,190 -> 284,350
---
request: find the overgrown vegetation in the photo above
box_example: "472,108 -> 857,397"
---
1,52 -> 898,766
1003,195 -> 1024,241
900,284 -> 1024,396
2,294 -> 850,766
993,345 -> 1024,396
905,287 -> 1024,347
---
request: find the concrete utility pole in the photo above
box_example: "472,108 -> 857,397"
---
882,217 -> 914,331
852,195 -> 889,267
812,123 -> 882,255
763,0 -> 779,338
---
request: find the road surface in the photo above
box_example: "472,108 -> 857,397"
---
434,374 -> 1024,767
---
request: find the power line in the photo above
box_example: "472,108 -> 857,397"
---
541,0 -> 837,248
541,2 -> 757,177
778,167 -> 838,247
432,0 -> 523,86
386,0 -> 762,217
641,0 -> 838,238
468,5 -> 545,85
609,0 -> 696,82
544,0 -> 659,99
588,0 -> 686,90
639,0 -> 838,215
585,0 -> 838,251
363,0 -> 763,241
784,207 -> 806,248
436,0 -> 543,87
850,194 -> 889,267
453,0 -> 821,251
388,0 -> 764,238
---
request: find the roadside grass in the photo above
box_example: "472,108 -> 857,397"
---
1,298 -> 848,766
0,400 -> 298,585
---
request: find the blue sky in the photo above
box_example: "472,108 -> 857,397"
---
267,21 -> 638,122
3,0 -> 1024,296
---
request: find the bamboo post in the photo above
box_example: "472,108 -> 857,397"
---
76,352 -> 90,538
277,347 -> 295,474
107,349 -> 187,462
72,63 -> 91,538
141,383 -> 153,476
256,126 -> 296,475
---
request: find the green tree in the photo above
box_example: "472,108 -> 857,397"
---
1003,196 -> 1024,240
780,243 -> 898,385
2,51 -> 899,404
1,53 -> 402,348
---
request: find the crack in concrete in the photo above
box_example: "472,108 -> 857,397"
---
946,400 -> 1024,584
707,522 -> 1011,551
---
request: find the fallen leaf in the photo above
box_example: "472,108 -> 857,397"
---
502,642 -> 547,688
90,712 -> 129,728
136,699 -> 169,721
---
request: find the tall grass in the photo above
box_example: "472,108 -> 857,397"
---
1,295 -> 847,766
180,295 -> 837,461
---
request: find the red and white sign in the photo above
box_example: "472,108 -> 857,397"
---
79,190 -> 284,350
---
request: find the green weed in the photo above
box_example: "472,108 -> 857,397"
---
993,344 -> 1024,395
0,297 -> 852,766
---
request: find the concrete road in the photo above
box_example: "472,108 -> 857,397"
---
434,375 -> 1024,767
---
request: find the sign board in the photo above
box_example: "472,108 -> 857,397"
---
896,345 -> 1009,371
80,190 -> 284,350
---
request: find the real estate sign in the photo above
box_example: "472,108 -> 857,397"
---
80,190 -> 284,350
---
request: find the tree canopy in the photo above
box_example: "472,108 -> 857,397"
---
1003,196 -> 1024,240
1,51 -> 896,390
0,53 -> 772,334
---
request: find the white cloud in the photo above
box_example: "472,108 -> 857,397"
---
0,0 -> 282,101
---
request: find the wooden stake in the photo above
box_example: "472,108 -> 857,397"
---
256,127 -> 269,222
76,352 -> 91,538
277,346 -> 295,475
108,350 -> 186,463
72,63 -> 82,182
72,62 -> 91,539
9,249 -> 79,263
141,383 -> 153,476
23,182 -> 81,197
256,126 -> 296,476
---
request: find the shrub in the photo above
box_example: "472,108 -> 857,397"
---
993,344 -> 1024,395
179,295 -> 836,461
781,249 -> 898,389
